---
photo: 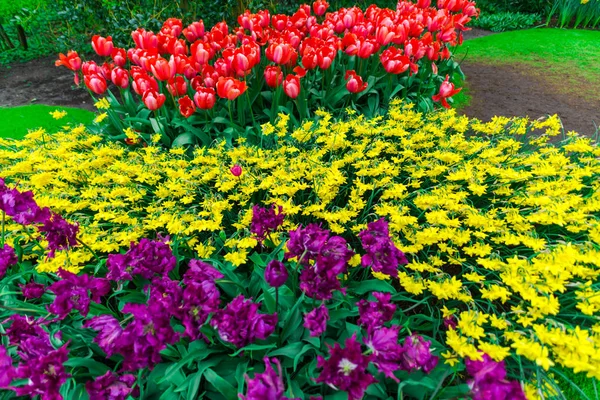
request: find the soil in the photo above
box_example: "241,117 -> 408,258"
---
0,31 -> 599,136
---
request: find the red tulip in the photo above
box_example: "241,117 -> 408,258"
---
312,0 -> 329,16
55,50 -> 82,71
317,45 -> 336,69
230,164 -> 242,177
178,96 -> 196,118
84,73 -> 107,95
111,48 -> 127,67
111,67 -> 129,89
132,74 -> 158,96
99,62 -> 113,80
216,77 -> 247,101
264,65 -> 283,88
271,14 -> 288,31
142,90 -> 166,110
283,74 -> 300,99
345,70 -> 367,93
266,42 -> 296,65
375,25 -> 396,46
183,21 -> 205,42
380,47 -> 410,74
432,75 -> 461,109
150,56 -> 176,81
191,40 -> 214,66
81,61 -> 99,76
92,35 -> 114,57
132,28 -> 158,50
161,18 -> 183,37
301,49 -> 318,70
231,50 -> 251,77
256,10 -> 271,27
166,76 -> 187,97
166,38 -> 187,56
293,66 -> 307,78
194,87 -> 216,110
357,38 -> 379,59
173,54 -> 197,79
201,64 -> 219,88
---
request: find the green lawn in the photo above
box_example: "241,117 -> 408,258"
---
0,105 -> 95,140
452,28 -> 600,108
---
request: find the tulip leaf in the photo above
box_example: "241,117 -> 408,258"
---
63,358 -> 110,376
204,368 -> 237,400
268,341 -> 303,358
172,132 -> 195,148
293,343 -> 317,371
230,343 -> 277,357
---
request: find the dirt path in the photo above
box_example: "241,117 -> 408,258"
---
0,55 -> 95,111
1,31 -> 599,136
460,61 -> 600,136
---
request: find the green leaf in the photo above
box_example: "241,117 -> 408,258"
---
186,371 -> 203,400
293,343 -> 316,371
63,358 -> 109,376
351,279 -> 396,295
204,368 -> 237,400
280,294 -> 305,343
231,343 -> 277,357
172,132 -> 195,147
158,347 -> 219,384
268,342 -> 303,358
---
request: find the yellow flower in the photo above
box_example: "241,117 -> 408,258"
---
94,98 -> 111,109
94,113 -> 108,123
50,110 -> 67,120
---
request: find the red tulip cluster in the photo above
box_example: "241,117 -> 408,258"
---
57,0 -> 477,136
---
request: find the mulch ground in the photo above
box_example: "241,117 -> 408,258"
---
0,29 -> 598,136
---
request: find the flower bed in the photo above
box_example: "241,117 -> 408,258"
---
1,100 -> 599,398
56,0 -> 476,148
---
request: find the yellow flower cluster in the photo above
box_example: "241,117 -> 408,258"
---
1,101 -> 600,385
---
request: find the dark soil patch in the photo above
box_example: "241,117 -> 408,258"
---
0,55 -> 95,111
1,39 -> 599,137
460,61 -> 600,136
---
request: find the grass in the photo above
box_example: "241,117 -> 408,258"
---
454,28 -> 600,105
0,105 -> 95,140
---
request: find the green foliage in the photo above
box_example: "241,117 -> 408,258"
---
475,0 -> 551,14
471,11 -> 542,32
548,0 -> 600,29
0,0 -> 46,20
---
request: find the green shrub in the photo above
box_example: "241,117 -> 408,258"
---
472,11 -> 542,32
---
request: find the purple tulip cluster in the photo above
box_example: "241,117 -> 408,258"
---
0,316 -> 70,399
0,178 -> 50,225
251,204 -> 285,242
316,334 -> 376,400
286,224 -> 354,300
357,292 -> 438,384
239,357 -> 299,400
106,237 -> 176,281
358,218 -> 408,276
47,269 -> 111,319
303,303 -> 329,337
0,243 -> 17,279
87,257 -> 225,370
466,354 -> 526,400
40,212 -> 79,257
0,178 -> 79,260
211,295 -> 277,348
86,371 -> 138,400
